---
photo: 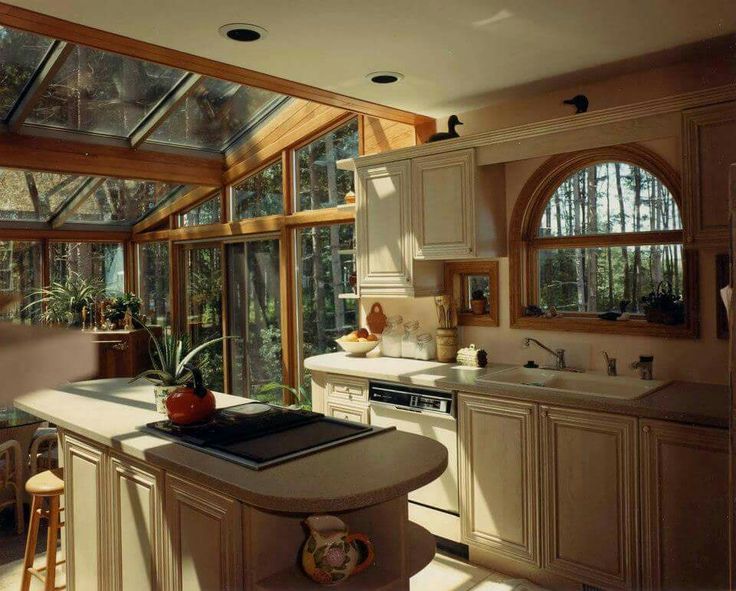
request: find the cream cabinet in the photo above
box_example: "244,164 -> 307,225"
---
540,406 -> 638,590
325,399 -> 370,424
356,160 -> 442,297
640,419 -> 729,590
458,394 -> 539,566
164,474 -> 243,591
62,433 -> 108,591
323,374 -> 370,424
412,150 -> 476,259
108,453 -> 165,591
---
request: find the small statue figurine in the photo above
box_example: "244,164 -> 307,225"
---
427,115 -> 463,142
123,307 -> 134,331
81,305 -> 88,331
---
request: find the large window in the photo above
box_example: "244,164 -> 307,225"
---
511,146 -> 693,335
295,118 -> 358,211
182,245 -> 224,390
49,241 -> 125,294
227,238 -> 282,400
231,160 -> 283,220
179,194 -> 222,227
137,242 -> 170,325
0,240 -> 42,324
297,223 -> 357,401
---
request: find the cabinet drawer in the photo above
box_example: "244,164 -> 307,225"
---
326,376 -> 369,403
325,401 -> 370,425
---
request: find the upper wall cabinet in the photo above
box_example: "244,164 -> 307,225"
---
356,161 -> 443,297
683,101 -> 736,246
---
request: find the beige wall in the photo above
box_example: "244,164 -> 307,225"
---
360,54 -> 732,385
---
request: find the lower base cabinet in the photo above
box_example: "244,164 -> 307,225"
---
640,419 -> 729,590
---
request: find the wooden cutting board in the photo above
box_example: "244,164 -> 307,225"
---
366,302 -> 387,334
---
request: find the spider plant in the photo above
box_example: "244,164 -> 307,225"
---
24,272 -> 105,326
131,323 -> 236,387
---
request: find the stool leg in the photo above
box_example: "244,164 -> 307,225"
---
44,495 -> 60,591
20,494 -> 42,591
15,483 -> 24,535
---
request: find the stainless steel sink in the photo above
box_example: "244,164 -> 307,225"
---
475,367 -> 667,400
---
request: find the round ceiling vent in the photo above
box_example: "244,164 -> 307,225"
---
219,23 -> 268,42
366,71 -> 404,84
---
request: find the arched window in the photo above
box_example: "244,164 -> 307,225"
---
510,145 -> 697,337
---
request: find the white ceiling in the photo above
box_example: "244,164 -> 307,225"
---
7,0 -> 736,117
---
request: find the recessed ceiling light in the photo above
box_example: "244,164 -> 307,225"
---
219,23 -> 268,42
366,71 -> 404,84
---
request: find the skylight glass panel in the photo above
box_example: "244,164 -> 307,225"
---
27,45 -> 186,137
70,179 -> 184,224
147,77 -> 284,151
0,168 -> 87,221
0,26 -> 54,120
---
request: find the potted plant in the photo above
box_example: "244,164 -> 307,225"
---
640,281 -> 685,325
130,324 -> 235,413
470,289 -> 487,315
104,293 -> 142,328
24,272 -> 105,327
257,382 -> 310,410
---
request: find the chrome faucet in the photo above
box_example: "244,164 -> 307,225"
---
523,338 -> 566,370
631,355 -> 654,380
602,351 -> 617,376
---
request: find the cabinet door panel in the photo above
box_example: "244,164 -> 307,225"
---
412,150 -> 475,259
165,474 -> 242,591
541,407 -> 637,589
62,433 -> 107,591
357,161 -> 413,294
458,394 -> 539,565
108,454 -> 165,591
640,420 -> 728,590
325,400 -> 369,424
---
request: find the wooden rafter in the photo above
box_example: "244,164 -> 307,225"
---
50,177 -> 106,229
133,185 -> 217,234
7,40 -> 74,132
0,133 -> 223,185
129,73 -> 204,149
0,3 -> 433,127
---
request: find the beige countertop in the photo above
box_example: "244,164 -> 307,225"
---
15,379 -> 448,513
306,353 -> 729,429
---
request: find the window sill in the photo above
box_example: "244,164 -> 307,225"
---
511,315 -> 698,339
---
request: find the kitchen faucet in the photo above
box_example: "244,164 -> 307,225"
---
602,351 -> 617,376
522,338 -> 566,371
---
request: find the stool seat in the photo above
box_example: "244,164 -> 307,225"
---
26,468 -> 64,496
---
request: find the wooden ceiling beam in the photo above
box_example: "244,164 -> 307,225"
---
129,73 -> 203,149
0,2 -> 433,127
0,133 -> 223,186
0,226 -> 131,240
133,185 -> 217,234
7,40 -> 74,132
50,177 -> 106,228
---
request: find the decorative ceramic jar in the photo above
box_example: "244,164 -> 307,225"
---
154,384 -> 178,414
381,315 -> 403,357
301,515 -> 375,585
435,328 -> 458,363
401,320 -> 420,358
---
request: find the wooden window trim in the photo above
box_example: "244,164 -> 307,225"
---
509,143 -> 699,338
445,260 -> 500,327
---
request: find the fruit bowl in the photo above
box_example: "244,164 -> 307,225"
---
335,338 -> 380,356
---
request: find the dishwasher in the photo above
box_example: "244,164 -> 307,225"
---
369,382 -> 460,542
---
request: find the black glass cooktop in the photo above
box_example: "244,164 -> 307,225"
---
144,402 -> 385,470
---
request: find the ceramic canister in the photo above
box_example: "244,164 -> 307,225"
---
435,327 -> 458,363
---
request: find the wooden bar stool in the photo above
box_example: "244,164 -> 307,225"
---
21,468 -> 65,591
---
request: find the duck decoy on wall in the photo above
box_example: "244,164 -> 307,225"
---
428,115 -> 463,142
563,94 -> 589,114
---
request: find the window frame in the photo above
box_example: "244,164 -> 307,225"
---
509,144 -> 698,338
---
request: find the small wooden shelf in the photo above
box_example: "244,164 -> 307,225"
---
337,202 -> 356,212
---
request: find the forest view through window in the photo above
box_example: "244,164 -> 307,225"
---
537,162 -> 683,314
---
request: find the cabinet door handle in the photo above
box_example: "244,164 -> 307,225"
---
642,425 -> 650,433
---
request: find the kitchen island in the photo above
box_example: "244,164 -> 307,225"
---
15,379 -> 447,591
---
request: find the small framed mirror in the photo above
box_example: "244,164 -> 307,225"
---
444,261 -> 499,326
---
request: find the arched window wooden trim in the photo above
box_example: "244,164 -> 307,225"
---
509,143 -> 699,338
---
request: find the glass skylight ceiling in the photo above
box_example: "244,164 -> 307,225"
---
0,24 -> 289,153
0,168 -> 88,221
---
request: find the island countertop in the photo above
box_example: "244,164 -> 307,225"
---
15,378 -> 448,513
305,352 -> 729,428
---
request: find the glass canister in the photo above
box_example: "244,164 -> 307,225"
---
401,320 -> 420,358
414,332 -> 436,361
381,315 -> 404,357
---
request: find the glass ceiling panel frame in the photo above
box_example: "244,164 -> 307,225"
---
0,24 -> 293,157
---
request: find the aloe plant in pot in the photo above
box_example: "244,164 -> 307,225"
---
130,323 -> 236,413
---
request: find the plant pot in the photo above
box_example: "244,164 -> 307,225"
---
154,384 -> 179,414
644,307 -> 684,326
470,299 -> 486,315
